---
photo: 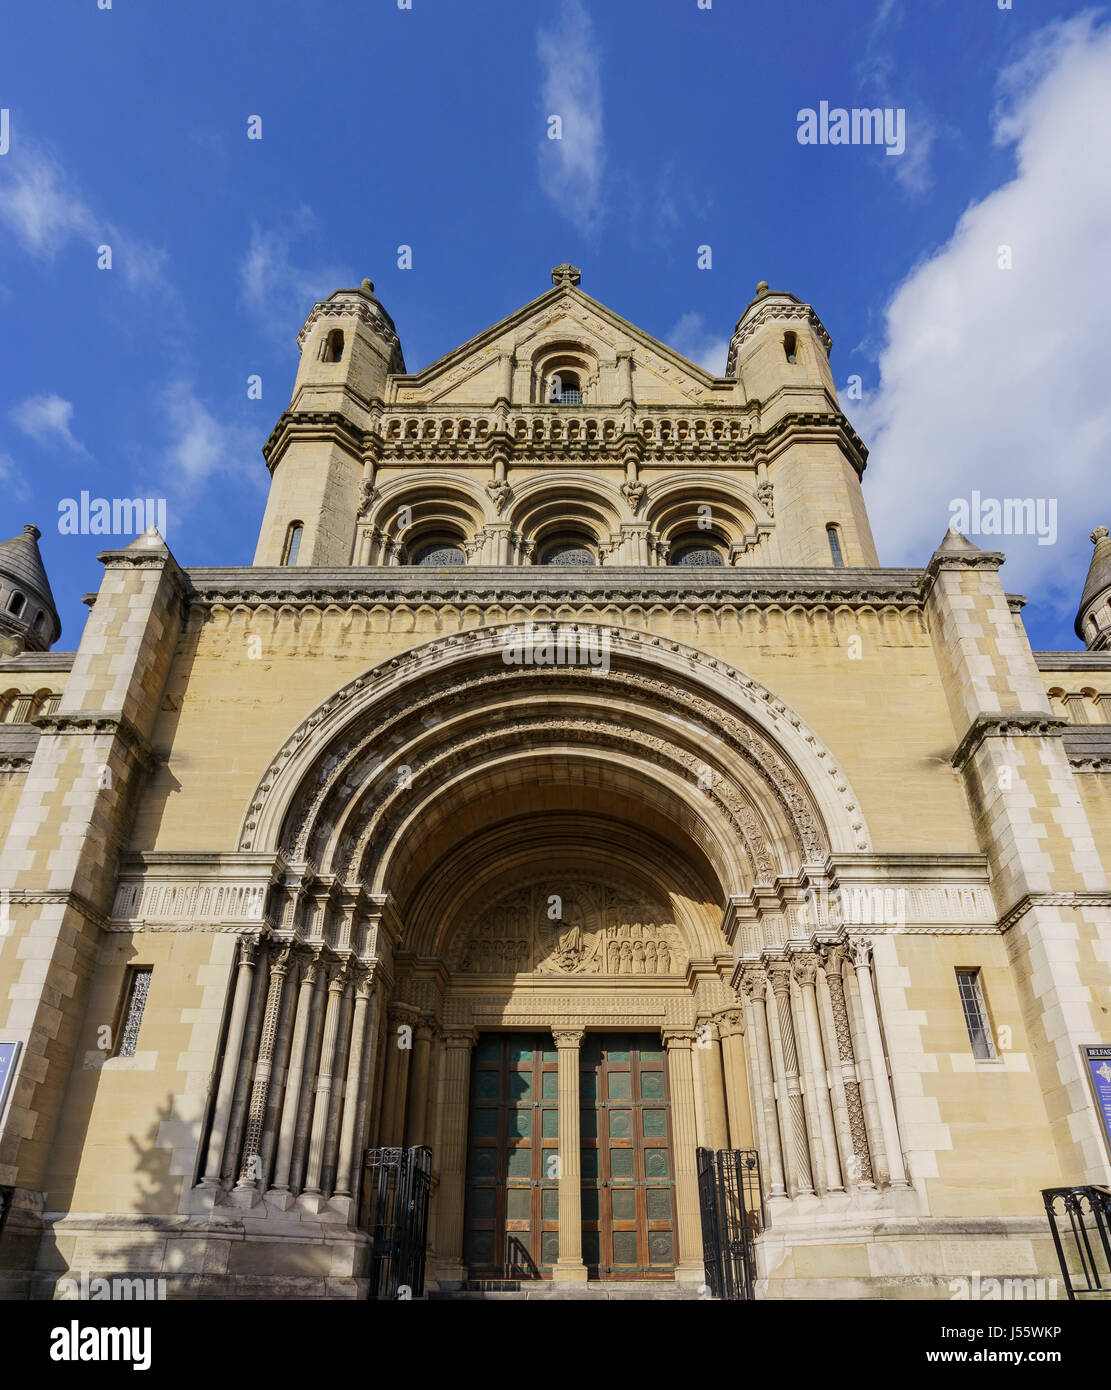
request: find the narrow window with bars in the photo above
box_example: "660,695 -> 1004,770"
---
115,967 -> 153,1058
956,968 -> 996,1060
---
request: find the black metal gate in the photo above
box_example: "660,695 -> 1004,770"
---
1042,1185 -> 1111,1300
362,1145 -> 432,1300
697,1148 -> 763,1300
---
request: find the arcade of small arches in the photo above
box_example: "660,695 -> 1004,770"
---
1046,685 -> 1110,725
349,473 -> 775,569
0,687 -> 62,723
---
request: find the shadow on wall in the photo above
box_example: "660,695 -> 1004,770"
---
27,1092 -> 192,1301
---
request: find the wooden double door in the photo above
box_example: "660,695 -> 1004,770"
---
463,1032 -> 677,1280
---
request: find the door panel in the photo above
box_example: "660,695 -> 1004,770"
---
464,1034 -> 560,1278
580,1033 -> 677,1278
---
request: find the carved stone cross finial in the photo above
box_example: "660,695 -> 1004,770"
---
551,263 -> 581,287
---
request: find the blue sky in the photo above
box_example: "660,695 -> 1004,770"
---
1,0 -> 1109,651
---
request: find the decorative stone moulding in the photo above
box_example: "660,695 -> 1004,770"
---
183,564 -> 926,612
236,622 -> 872,879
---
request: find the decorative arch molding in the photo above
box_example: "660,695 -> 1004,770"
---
238,624 -> 872,881
643,472 -> 773,530
362,471 -> 492,535
504,473 -> 626,537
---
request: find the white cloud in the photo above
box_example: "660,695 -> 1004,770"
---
667,312 -> 729,376
537,0 -> 605,234
240,211 -> 352,341
0,138 -> 166,289
10,394 -> 86,453
155,382 -> 260,499
857,14 -> 1111,621
858,0 -> 938,195
0,453 -> 30,503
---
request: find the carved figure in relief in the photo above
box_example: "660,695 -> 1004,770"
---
450,879 -> 684,977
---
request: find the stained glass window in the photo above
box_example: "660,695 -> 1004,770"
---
116,968 -> 152,1058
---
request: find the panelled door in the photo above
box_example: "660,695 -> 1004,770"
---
580,1033 -> 677,1278
463,1034 -> 560,1279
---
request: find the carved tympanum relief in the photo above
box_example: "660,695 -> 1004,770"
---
451,879 -> 685,977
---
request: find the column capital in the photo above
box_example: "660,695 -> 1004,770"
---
661,1028 -> 698,1050
716,1007 -> 745,1038
551,1027 -> 585,1049
237,933 -> 262,968
847,936 -> 874,969
738,964 -> 767,1001
442,1026 -> 477,1051
766,960 -> 793,995
790,951 -> 819,988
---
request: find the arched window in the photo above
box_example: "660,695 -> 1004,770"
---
33,610 -> 45,633
322,329 -> 345,363
539,535 -> 596,566
670,539 -> 725,567
282,522 -> 303,566
412,542 -> 465,566
7,591 -> 25,616
783,332 -> 798,364
549,371 -> 581,404
827,524 -> 844,567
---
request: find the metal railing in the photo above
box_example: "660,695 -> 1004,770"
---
697,1148 -> 764,1301
362,1146 -> 432,1300
1042,1185 -> 1111,1300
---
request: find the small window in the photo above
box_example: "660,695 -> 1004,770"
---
827,524 -> 844,567
783,332 -> 798,364
115,967 -> 153,1058
282,522 -> 303,566
956,968 -> 996,1060
323,329 -> 345,363
7,591 -> 25,616
33,610 -> 46,632
539,537 -> 596,566
549,372 -> 581,404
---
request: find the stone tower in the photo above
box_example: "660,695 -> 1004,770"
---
726,283 -> 877,568
253,280 -> 406,568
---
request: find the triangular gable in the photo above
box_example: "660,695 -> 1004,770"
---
390,283 -> 731,407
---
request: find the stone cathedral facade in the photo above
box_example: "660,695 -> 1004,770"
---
1,265 -> 1110,1300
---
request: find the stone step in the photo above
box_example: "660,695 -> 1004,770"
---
429,1280 -> 708,1301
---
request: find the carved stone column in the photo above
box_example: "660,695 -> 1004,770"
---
819,946 -> 874,1188
335,968 -> 377,1203
739,967 -> 785,1197
404,1020 -> 435,1148
268,951 -> 320,1197
435,1028 -> 475,1286
695,1021 -> 730,1151
848,937 -> 908,1187
792,952 -> 843,1194
235,945 -> 291,1192
302,965 -> 348,1200
201,935 -> 259,1186
551,1027 -> 588,1283
378,1004 -> 417,1148
717,1008 -> 753,1149
663,1030 -> 705,1281
767,962 -> 814,1197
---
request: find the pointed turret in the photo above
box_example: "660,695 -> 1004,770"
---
0,523 -> 60,655
934,525 -> 984,557
1075,525 -> 1111,650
